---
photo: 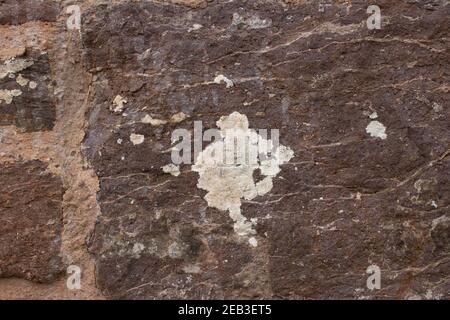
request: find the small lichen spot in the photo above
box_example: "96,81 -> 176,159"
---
16,74 -> 29,87
111,95 -> 127,113
214,74 -> 234,88
366,120 -> 387,140
29,81 -> 38,89
130,133 -> 145,145
162,164 -> 181,177
248,237 -> 258,247
0,89 -> 22,104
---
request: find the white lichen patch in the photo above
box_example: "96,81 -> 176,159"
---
168,242 -> 183,259
15,74 -> 29,87
432,102 -> 443,113
182,264 -> 202,274
366,120 -> 387,140
192,112 -> 294,241
188,23 -> 203,32
214,74 -> 234,88
111,95 -> 127,113
141,112 -> 187,126
130,133 -> 145,145
0,58 -> 34,80
248,237 -> 258,247
131,243 -> 145,258
315,22 -> 360,35
162,164 -> 181,177
369,111 -> 378,119
29,81 -> 38,89
0,89 -> 22,104
141,114 -> 167,126
232,12 -> 272,29
170,112 -> 187,124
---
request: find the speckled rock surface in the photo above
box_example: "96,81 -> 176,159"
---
0,0 -> 60,25
0,50 -> 56,131
0,160 -> 64,282
0,0 -> 449,299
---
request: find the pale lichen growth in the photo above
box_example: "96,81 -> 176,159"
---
232,12 -> 272,29
248,237 -> 258,247
0,59 -> 34,104
0,89 -> 22,104
141,114 -> 167,126
170,112 -> 187,124
29,81 -> 38,89
162,164 -> 181,177
0,58 -> 34,80
168,242 -> 183,259
188,23 -> 203,32
130,133 -> 145,145
16,74 -> 29,87
192,112 -> 294,242
432,102 -> 443,115
131,243 -> 145,258
213,74 -> 234,88
369,111 -> 378,119
366,120 -> 387,140
141,112 -> 187,126
182,264 -> 202,274
111,95 -> 127,113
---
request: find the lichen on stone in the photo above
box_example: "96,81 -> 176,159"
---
192,112 -> 294,245
0,89 -> 22,104
0,58 -> 34,80
366,120 -> 387,140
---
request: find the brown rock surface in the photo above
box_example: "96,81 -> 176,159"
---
82,0 -> 449,299
0,160 -> 64,282
0,0 -> 60,25
0,0 -> 448,299
0,50 -> 56,131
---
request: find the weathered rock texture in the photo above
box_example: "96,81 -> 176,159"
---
0,50 -> 56,131
0,160 -> 64,282
0,0 -> 60,26
0,0 -> 449,299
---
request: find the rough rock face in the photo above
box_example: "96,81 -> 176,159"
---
0,0 -> 449,299
0,50 -> 56,131
0,160 -> 64,283
0,0 -> 60,25
82,0 -> 449,299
